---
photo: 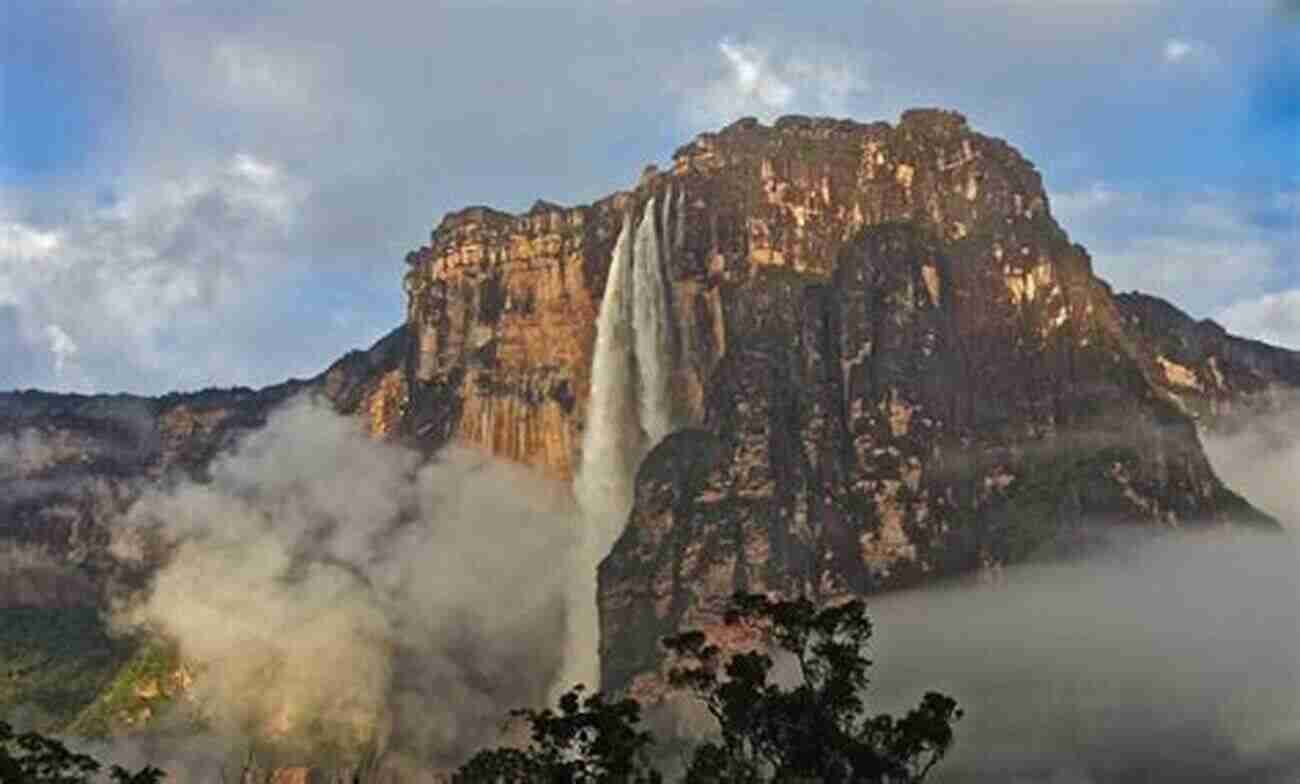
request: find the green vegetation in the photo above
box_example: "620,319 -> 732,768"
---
750,263 -> 827,292
0,609 -> 136,733
67,639 -> 183,739
0,720 -> 162,784
0,607 -> 192,742
992,446 -> 1137,562
456,593 -> 961,784
454,689 -> 662,784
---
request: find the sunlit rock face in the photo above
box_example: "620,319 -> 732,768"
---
5,108 -> 1300,710
597,223 -> 1274,696
392,110 -> 1290,696
399,109 -> 1074,478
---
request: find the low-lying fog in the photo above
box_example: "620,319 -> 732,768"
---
8,398 -> 1298,782
863,411 -> 1300,783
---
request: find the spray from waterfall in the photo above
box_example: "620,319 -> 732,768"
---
562,191 -> 679,692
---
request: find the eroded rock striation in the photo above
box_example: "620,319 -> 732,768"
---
3,108 -> 1299,710
388,109 -> 1298,695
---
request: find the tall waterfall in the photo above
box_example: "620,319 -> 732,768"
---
573,210 -> 640,558
633,196 -> 675,446
560,193 -> 679,693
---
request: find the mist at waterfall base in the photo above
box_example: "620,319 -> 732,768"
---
110,397 -> 577,774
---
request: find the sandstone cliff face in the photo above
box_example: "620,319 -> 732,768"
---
2,108 -> 1296,717
400,110 -> 1063,478
598,226 -> 1267,696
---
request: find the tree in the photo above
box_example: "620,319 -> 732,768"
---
456,593 -> 960,784
662,593 -> 961,784
0,721 -> 163,784
453,687 -> 661,784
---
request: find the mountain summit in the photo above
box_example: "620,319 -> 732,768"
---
2,108 -> 1297,714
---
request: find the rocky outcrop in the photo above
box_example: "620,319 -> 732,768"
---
598,225 -> 1271,696
1114,291 -> 1300,427
400,110 -> 1063,478
2,108 -> 1297,729
0,326 -> 408,599
386,109 -> 1286,694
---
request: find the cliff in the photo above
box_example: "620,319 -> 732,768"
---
3,108 -> 1299,731
1113,291 -> 1300,427
391,109 -> 1292,694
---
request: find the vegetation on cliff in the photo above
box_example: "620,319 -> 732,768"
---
0,609 -> 135,734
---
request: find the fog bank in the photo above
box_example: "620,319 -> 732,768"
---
850,411 -> 1300,783
112,397 -> 577,769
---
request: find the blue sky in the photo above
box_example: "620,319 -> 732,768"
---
0,0 -> 1296,393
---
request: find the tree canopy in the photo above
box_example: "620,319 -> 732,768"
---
663,593 -> 961,784
456,592 -> 961,784
0,721 -> 162,784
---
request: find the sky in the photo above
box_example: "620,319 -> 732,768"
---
0,0 -> 1297,394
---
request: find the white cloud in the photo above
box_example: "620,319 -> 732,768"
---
717,40 -> 795,110
1216,290 -> 1300,350
0,0 -> 1287,393
1164,39 -> 1195,62
676,38 -> 869,127
43,324 -> 78,372
1161,37 -> 1220,72
0,153 -> 308,391
211,40 -> 321,109
1051,184 -> 1298,317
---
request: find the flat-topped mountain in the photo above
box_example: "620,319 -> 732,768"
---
2,108 -> 1297,730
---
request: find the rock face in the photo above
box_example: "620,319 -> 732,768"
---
3,108 -> 1299,713
401,110 -> 1072,479
1113,291 -> 1300,427
0,326 -> 407,600
597,227 -> 1269,696
392,109 -> 1291,694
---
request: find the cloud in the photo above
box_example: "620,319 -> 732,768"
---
675,38 -> 869,128
1161,37 -> 1222,76
0,153 -> 309,391
1215,290 -> 1300,350
822,415 -> 1300,782
210,41 -> 323,110
112,396 -> 579,768
1163,38 -> 1197,63
1051,184 -> 1299,318
865,530 -> 1300,783
0,428 -> 58,477
1,0 -> 1293,393
1202,402 -> 1300,521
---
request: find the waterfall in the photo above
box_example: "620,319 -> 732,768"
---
632,196 -> 675,446
573,210 -> 641,556
560,191 -> 680,693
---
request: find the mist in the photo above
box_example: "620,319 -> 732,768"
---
111,396 -> 577,770
1201,407 -> 1300,523
93,393 -> 1300,781
0,429 -> 57,477
860,531 -> 1300,783
835,417 -> 1300,783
